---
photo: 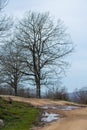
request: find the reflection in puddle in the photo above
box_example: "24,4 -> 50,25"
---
41,106 -> 56,109
62,105 -> 80,110
41,112 -> 60,122
40,105 -> 80,110
40,105 -> 82,123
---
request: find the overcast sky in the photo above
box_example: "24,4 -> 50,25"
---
5,0 -> 87,92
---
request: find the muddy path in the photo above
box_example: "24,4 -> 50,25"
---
37,107 -> 87,130
0,95 -> 87,130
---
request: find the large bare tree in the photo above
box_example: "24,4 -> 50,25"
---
16,12 -> 73,98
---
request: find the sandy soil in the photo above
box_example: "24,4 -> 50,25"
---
0,95 -> 87,130
0,95 -> 81,106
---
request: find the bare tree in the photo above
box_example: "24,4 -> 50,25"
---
0,0 -> 14,96
0,0 -> 12,43
0,0 -> 8,10
73,87 -> 87,104
44,85 -> 68,100
0,0 -> 8,13
16,11 -> 73,98
0,40 -> 25,96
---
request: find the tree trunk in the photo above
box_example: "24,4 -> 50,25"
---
33,44 -> 41,98
14,86 -> 18,96
36,80 -> 41,98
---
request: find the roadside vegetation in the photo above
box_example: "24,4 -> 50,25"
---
0,97 -> 39,130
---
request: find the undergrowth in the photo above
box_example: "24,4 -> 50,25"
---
0,97 -> 39,130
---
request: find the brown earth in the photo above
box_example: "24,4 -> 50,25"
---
0,95 -> 87,130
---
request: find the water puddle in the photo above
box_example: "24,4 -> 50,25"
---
40,105 -> 81,110
41,112 -> 60,122
39,105 -> 82,123
40,106 -> 56,109
61,105 -> 80,110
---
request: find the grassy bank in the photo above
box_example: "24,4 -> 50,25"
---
0,97 -> 39,130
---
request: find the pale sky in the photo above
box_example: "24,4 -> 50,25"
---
5,0 -> 87,92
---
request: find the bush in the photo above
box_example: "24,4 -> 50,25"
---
44,86 -> 68,100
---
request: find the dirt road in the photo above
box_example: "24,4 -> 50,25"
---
0,95 -> 87,130
39,108 -> 87,130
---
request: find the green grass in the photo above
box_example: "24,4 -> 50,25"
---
0,97 -> 39,130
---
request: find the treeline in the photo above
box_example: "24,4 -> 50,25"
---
0,87 -> 35,98
0,85 -> 69,100
0,84 -> 87,105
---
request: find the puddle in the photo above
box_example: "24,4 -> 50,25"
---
61,105 -> 80,110
40,106 -> 56,109
40,105 -> 81,110
41,112 -> 60,122
40,105 -> 81,122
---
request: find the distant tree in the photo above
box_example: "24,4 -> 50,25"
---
0,40 -> 25,96
16,11 -> 73,98
73,87 -> 87,104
